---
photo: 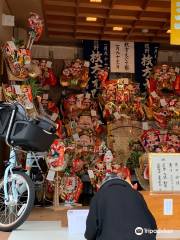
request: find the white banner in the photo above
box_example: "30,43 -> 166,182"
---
110,41 -> 135,73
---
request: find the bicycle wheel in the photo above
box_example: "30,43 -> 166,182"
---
0,171 -> 35,232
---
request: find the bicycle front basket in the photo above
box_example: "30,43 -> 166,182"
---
0,105 -> 13,140
10,120 -> 57,152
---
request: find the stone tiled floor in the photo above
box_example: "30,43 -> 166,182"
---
0,207 -> 180,240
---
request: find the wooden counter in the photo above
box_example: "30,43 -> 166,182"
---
142,191 -> 180,229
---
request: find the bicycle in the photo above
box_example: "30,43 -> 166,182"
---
0,101 -> 57,231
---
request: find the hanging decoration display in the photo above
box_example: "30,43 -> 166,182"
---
83,40 -> 110,96
1,9 -> 179,205
145,64 -> 180,130
3,41 -> 31,80
59,174 -> 83,204
60,59 -> 89,89
110,41 -> 135,73
27,12 -> 44,49
32,59 -> 57,87
135,43 -> 159,91
99,77 -> 145,122
3,12 -> 43,81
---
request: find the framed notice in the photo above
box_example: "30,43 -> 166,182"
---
149,153 -> 180,193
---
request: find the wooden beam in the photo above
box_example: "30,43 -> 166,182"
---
44,0 -> 75,7
104,31 -> 127,36
126,0 -> 152,40
140,17 -> 168,22
76,35 -> 100,40
112,4 -> 142,11
46,20 -> 74,25
48,28 -> 73,33
106,23 -> 132,28
146,6 -> 170,13
46,11 -> 75,17
48,34 -> 74,39
41,0 -> 49,38
77,22 -> 104,27
152,0 -> 170,2
74,0 -> 80,38
135,25 -> 164,30
45,0 -> 109,9
76,29 -> 101,34
110,15 -> 137,20
101,0 -> 114,38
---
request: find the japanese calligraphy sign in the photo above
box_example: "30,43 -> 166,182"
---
135,43 -> 159,91
110,41 -> 135,73
149,153 -> 180,193
83,40 -> 110,96
171,0 -> 180,45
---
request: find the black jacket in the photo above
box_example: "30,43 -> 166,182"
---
85,178 -> 157,240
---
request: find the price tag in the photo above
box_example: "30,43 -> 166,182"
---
51,113 -> 58,121
83,146 -> 88,151
14,85 -> 22,95
142,122 -> 149,130
85,93 -> 91,99
43,94 -> 48,100
46,61 -> 52,68
73,133 -> 80,141
123,78 -> 129,84
160,98 -> 167,107
46,169 -> 55,181
7,41 -> 17,51
84,61 -> 90,67
91,110 -> 97,117
88,170 -> 95,179
151,91 -> 159,98
114,112 -> 120,120
117,79 -> 123,84
175,67 -> 179,73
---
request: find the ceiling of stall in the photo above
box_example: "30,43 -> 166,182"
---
6,0 -> 172,45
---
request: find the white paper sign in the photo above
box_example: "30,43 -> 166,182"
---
51,113 -> 58,121
142,122 -> 149,130
88,170 -> 95,179
43,94 -> 49,100
110,41 -> 135,73
85,93 -> 91,99
91,110 -> 97,117
67,209 -> 89,235
149,153 -> 180,193
114,112 -> 120,120
84,61 -> 90,68
164,199 -> 173,215
46,61 -> 52,68
151,91 -> 159,98
175,67 -> 179,73
160,99 -> 167,107
2,14 -> 15,26
46,169 -> 55,181
73,133 -> 80,141
14,85 -> 22,95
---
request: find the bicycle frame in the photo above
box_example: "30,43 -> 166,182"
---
2,101 -> 50,206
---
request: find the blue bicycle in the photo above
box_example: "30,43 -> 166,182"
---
0,102 -> 57,231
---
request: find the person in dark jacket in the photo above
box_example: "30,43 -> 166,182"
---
85,174 -> 157,240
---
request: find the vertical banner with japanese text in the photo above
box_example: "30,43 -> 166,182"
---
171,0 -> 180,45
83,40 -> 110,96
110,41 -> 135,73
135,43 -> 159,91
